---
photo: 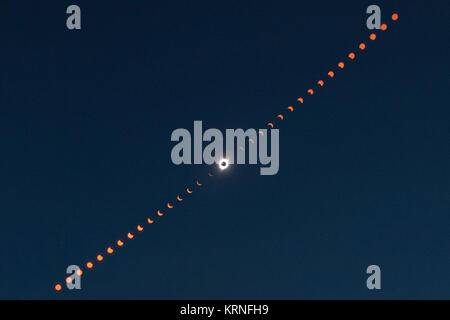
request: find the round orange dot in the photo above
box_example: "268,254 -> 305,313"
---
54,284 -> 62,291
97,254 -> 104,262
359,43 -> 366,50
76,269 -> 83,276
381,24 -> 387,31
392,13 -> 399,21
370,33 -> 377,40
65,276 -> 72,284
86,262 -> 94,269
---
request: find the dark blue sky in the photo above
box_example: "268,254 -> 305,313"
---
0,1 -> 449,299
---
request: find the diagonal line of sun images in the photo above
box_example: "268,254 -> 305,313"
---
54,12 -> 400,292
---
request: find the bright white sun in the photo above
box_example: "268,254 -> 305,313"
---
218,158 -> 229,170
